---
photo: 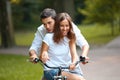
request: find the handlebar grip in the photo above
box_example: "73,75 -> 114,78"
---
80,56 -> 85,62
80,56 -> 89,64
33,58 -> 40,63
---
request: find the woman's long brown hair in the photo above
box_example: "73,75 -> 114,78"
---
53,12 -> 76,43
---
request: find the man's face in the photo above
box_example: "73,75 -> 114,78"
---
41,17 -> 55,33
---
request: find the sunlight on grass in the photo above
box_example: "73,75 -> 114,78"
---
15,31 -> 35,46
0,54 -> 43,80
78,24 -> 120,45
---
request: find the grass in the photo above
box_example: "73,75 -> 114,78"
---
78,24 -> 120,46
0,54 -> 43,80
15,31 -> 35,46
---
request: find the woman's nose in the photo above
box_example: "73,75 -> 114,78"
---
63,27 -> 67,30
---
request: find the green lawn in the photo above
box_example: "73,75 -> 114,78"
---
0,54 -> 43,80
78,24 -> 120,46
15,31 -> 35,46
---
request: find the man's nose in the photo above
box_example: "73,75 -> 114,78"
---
46,24 -> 50,28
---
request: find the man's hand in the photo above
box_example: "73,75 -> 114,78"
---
69,63 -> 76,70
29,50 -> 38,63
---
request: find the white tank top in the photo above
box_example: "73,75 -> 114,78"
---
43,33 -> 71,70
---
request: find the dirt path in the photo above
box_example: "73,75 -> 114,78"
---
0,36 -> 120,80
0,46 -> 29,55
79,36 -> 120,80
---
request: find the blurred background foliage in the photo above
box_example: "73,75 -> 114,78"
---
9,0 -> 120,30
0,0 -> 120,47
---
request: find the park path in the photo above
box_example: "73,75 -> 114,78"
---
78,36 -> 120,80
0,46 -> 29,55
0,36 -> 120,80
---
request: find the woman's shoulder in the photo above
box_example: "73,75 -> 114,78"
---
44,33 -> 54,38
45,33 -> 53,36
43,33 -> 54,44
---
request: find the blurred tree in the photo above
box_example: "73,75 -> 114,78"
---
11,0 -> 84,30
0,0 -> 15,48
79,0 -> 120,35
42,0 -> 75,19
61,0 -> 75,19
11,0 -> 44,30
74,0 -> 85,24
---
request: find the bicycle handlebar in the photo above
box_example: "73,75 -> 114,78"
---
34,58 -> 69,69
33,56 -> 88,69
32,56 -> 88,76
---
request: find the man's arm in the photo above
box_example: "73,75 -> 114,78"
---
72,23 -> 89,58
29,25 -> 45,61
81,45 -> 89,58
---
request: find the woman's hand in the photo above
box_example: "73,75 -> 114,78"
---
40,51 -> 49,63
69,63 -> 76,70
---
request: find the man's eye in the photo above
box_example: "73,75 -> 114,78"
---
43,24 -> 46,26
48,22 -> 51,24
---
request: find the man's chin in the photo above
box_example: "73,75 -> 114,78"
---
47,30 -> 53,33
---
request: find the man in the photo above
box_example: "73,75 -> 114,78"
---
29,8 -> 89,64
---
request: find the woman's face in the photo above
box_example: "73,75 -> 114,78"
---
60,19 -> 70,36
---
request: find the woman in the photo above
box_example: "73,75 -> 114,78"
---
39,12 -> 85,80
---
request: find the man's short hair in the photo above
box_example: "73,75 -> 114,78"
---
40,8 -> 56,20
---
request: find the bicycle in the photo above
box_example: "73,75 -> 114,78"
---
33,56 -> 88,80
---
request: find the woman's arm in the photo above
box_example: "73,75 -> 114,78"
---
39,42 -> 49,63
69,40 -> 78,70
